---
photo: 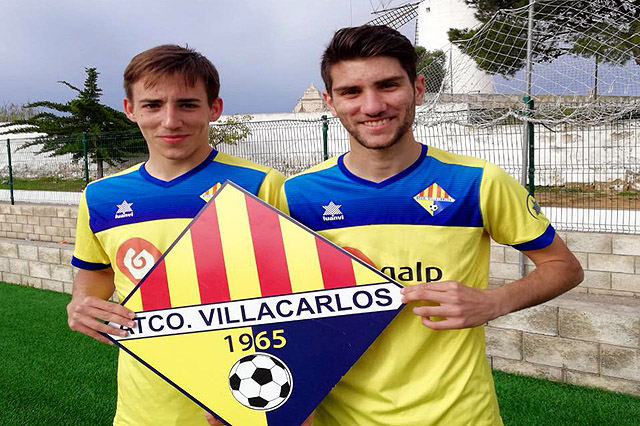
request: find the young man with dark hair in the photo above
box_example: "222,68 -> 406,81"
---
279,25 -> 583,425
67,44 -> 284,426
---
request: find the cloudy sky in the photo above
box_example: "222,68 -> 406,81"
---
0,1 -> 417,115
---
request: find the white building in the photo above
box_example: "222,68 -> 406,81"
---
292,83 -> 328,113
416,0 -> 495,94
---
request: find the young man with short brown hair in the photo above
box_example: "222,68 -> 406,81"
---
68,44 -> 283,426
280,25 -> 583,426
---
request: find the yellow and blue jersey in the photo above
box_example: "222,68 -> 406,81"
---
280,144 -> 553,426
72,149 -> 284,426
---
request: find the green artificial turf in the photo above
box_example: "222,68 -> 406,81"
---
493,369 -> 640,426
1,281 -> 639,425
0,282 -> 117,426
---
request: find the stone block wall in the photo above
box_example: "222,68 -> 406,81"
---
487,231 -> 640,396
490,231 -> 640,299
486,293 -> 640,396
0,237 -> 75,293
0,203 -> 76,243
1,202 -> 639,396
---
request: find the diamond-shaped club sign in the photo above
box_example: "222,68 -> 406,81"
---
105,181 -> 404,426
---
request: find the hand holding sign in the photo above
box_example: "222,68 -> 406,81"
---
67,268 -> 136,345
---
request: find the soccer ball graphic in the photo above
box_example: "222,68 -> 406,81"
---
228,353 -> 293,411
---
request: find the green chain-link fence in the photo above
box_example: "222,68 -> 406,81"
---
1,113 -> 639,233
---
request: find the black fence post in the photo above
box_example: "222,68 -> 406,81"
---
82,132 -> 89,185
322,115 -> 328,161
6,138 -> 14,205
525,97 -> 535,195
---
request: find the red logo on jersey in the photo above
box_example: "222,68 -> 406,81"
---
116,238 -> 162,283
342,246 -> 377,268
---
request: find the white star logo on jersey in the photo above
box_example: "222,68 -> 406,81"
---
115,200 -> 134,219
322,201 -> 344,221
526,194 -> 542,219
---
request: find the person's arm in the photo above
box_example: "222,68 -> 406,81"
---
400,234 -> 583,329
66,268 -> 136,344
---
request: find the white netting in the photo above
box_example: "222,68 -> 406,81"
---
416,0 -> 640,127
366,1 -> 421,30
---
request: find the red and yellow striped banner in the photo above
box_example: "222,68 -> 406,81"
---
126,183 -> 384,313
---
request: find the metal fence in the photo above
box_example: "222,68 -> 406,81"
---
0,131 -> 146,205
413,114 -> 640,234
1,114 -> 639,234
215,118 -> 337,177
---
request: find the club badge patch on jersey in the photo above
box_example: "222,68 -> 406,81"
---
200,183 -> 222,203
104,182 -> 404,426
413,183 -> 455,217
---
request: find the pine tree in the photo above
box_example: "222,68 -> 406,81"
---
416,47 -> 447,93
0,67 -> 144,178
448,0 -> 639,76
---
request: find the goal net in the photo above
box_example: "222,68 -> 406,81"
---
417,0 -> 640,126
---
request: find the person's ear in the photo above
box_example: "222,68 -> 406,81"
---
209,97 -> 223,122
123,98 -> 137,122
323,91 -> 338,117
414,75 -> 426,106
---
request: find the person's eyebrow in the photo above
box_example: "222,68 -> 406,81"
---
138,97 -> 203,103
332,84 -> 360,93
332,75 -> 406,92
375,75 -> 406,85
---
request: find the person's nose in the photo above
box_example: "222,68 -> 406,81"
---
360,90 -> 386,116
162,106 -> 182,130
